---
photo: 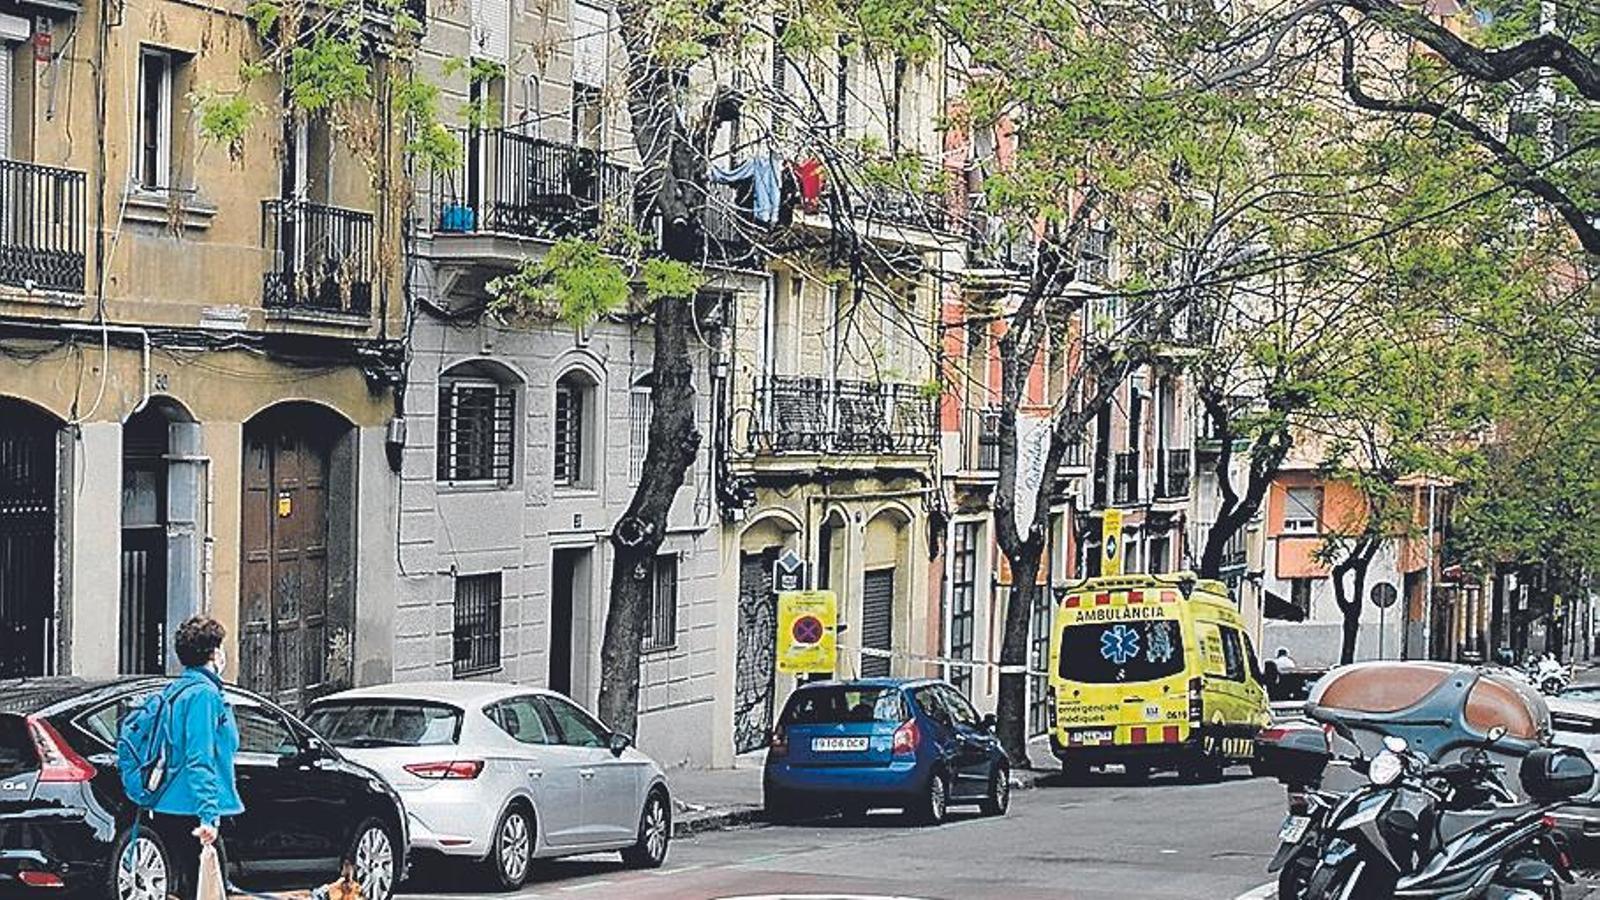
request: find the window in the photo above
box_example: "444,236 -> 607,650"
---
486,697 -> 556,745
571,83 -> 603,151
232,701 -> 300,758
948,522 -> 978,697
1058,618 -> 1185,684
936,685 -> 981,728
137,50 -> 174,189
1079,224 -> 1111,283
452,572 -> 502,676
304,702 -> 462,747
1290,578 -> 1313,616
1284,486 -> 1322,533
628,384 -> 651,485
541,695 -> 608,748
643,553 -> 678,653
782,687 -> 907,725
913,686 -> 950,724
553,372 -> 591,487
1219,627 -> 1246,682
437,375 -> 515,485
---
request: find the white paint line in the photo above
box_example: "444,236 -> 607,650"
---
1232,882 -> 1277,900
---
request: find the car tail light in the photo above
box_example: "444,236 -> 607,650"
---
1188,677 -> 1204,728
27,716 -> 96,783
403,760 -> 484,780
769,726 -> 788,757
1047,688 -> 1058,730
1259,727 -> 1287,743
892,719 -> 919,756
16,871 -> 64,888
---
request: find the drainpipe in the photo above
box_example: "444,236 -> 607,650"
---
1421,482 -> 1437,660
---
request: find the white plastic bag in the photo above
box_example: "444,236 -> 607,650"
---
196,843 -> 226,900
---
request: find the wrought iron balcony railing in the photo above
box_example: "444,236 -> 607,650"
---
750,376 -> 937,456
261,199 -> 374,316
435,129 -> 636,240
1113,450 -> 1141,505
961,406 -> 1001,471
0,159 -> 87,293
1157,448 -> 1192,499
967,211 -> 1032,271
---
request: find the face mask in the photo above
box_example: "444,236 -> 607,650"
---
211,646 -> 228,677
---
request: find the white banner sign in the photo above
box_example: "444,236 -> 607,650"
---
1013,412 -> 1051,536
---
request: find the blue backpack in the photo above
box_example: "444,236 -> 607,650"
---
116,681 -> 199,809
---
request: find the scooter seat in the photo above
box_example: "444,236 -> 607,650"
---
1435,805 -> 1535,844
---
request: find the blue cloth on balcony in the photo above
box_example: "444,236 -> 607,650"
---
711,156 -> 779,225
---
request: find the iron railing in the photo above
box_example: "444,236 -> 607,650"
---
436,129 -> 636,240
0,159 -> 86,293
961,406 -> 1001,471
1158,448 -> 1192,499
1113,451 -> 1140,505
750,375 -> 937,455
261,199 -> 374,315
968,210 -> 1032,270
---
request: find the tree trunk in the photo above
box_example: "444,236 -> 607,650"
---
996,551 -> 1043,765
595,292 -> 701,735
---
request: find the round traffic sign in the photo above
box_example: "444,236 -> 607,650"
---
792,615 -> 825,645
1371,583 -> 1398,610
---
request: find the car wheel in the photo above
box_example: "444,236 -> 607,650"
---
980,763 -> 1011,816
112,826 -> 172,900
913,771 -> 949,825
486,805 -> 535,890
621,789 -> 671,869
347,818 -> 399,900
1182,755 -> 1225,784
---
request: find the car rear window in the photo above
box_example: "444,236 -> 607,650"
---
782,687 -> 907,725
0,715 -> 38,778
1059,618 -> 1185,684
305,701 -> 463,748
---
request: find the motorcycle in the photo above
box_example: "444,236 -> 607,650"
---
1529,656 -> 1574,696
1271,725 -> 1592,899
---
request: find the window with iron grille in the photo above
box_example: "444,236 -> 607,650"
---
436,379 -> 516,485
554,375 -> 587,487
949,522 -> 979,697
629,386 -> 651,486
643,554 -> 678,653
452,573 -> 502,676
1079,225 -> 1112,283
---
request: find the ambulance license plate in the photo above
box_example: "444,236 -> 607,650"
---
1069,728 -> 1114,745
812,737 -> 869,752
1278,815 -> 1310,843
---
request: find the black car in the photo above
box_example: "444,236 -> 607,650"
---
0,677 -> 407,899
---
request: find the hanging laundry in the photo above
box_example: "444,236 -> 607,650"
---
710,155 -> 780,225
777,164 -> 801,226
793,158 -> 825,213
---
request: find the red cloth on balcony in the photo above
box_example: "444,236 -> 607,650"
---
793,158 -> 825,213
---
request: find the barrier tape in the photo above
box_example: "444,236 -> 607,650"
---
839,644 -> 1050,680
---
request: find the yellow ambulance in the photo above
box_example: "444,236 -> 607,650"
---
1047,572 -> 1270,781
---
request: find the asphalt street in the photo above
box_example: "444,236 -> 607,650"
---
400,768 -> 1292,900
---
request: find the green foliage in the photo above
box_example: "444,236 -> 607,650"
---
487,238 -> 631,329
195,94 -> 257,158
287,34 -> 372,113
640,258 -> 705,300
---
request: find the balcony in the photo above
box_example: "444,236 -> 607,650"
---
0,159 -> 87,294
1157,448 -> 1192,500
261,199 -> 374,316
1112,451 -> 1140,505
435,129 -> 635,241
750,376 -> 937,456
967,211 -> 1032,272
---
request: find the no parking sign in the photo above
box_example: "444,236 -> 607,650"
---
777,590 -> 837,674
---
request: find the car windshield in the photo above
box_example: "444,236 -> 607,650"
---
1059,618 -> 1186,683
304,701 -> 462,747
782,687 -> 907,725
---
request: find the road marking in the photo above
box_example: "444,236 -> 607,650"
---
652,863 -> 703,876
1232,883 -> 1276,900
560,880 -> 614,892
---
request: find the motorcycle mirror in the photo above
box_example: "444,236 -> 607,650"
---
1383,735 -> 1408,753
1486,725 -> 1507,743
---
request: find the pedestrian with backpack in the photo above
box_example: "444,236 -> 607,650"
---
118,615 -> 243,900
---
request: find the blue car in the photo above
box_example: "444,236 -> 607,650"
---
762,678 -> 1010,824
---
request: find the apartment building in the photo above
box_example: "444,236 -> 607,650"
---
0,0 -> 405,702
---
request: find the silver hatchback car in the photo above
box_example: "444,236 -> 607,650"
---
305,682 -> 672,890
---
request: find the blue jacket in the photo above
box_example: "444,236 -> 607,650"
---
152,666 -> 243,827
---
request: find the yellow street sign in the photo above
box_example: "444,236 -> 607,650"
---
777,590 -> 837,675
1101,509 -> 1123,577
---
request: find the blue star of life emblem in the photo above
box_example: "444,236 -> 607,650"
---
1100,623 -> 1141,665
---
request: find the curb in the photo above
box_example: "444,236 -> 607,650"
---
673,804 -> 766,838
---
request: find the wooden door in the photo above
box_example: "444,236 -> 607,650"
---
0,400 -> 56,677
241,412 -> 333,709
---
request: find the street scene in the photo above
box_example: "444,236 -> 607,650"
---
0,0 -> 1595,893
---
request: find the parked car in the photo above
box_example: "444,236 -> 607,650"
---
762,678 -> 1009,825
304,682 -> 671,891
0,677 -> 406,900
1545,694 -> 1600,863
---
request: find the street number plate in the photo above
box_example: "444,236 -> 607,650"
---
1278,815 -> 1310,843
812,737 -> 869,752
1070,728 -> 1115,745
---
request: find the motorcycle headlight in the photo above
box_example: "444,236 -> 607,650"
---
1369,750 -> 1404,786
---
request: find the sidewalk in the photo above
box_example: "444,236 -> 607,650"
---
664,737 -> 1059,837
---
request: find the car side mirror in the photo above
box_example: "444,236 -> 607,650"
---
982,713 -> 998,733
609,732 -> 632,757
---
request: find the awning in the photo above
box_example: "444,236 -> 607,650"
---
1265,590 -> 1307,622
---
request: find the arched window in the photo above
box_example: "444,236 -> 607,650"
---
437,361 -> 519,486
554,369 -> 596,488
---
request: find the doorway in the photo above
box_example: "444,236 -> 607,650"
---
550,547 -> 589,697
0,399 -> 58,678
861,568 -> 895,677
120,408 -> 169,674
733,548 -> 778,754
